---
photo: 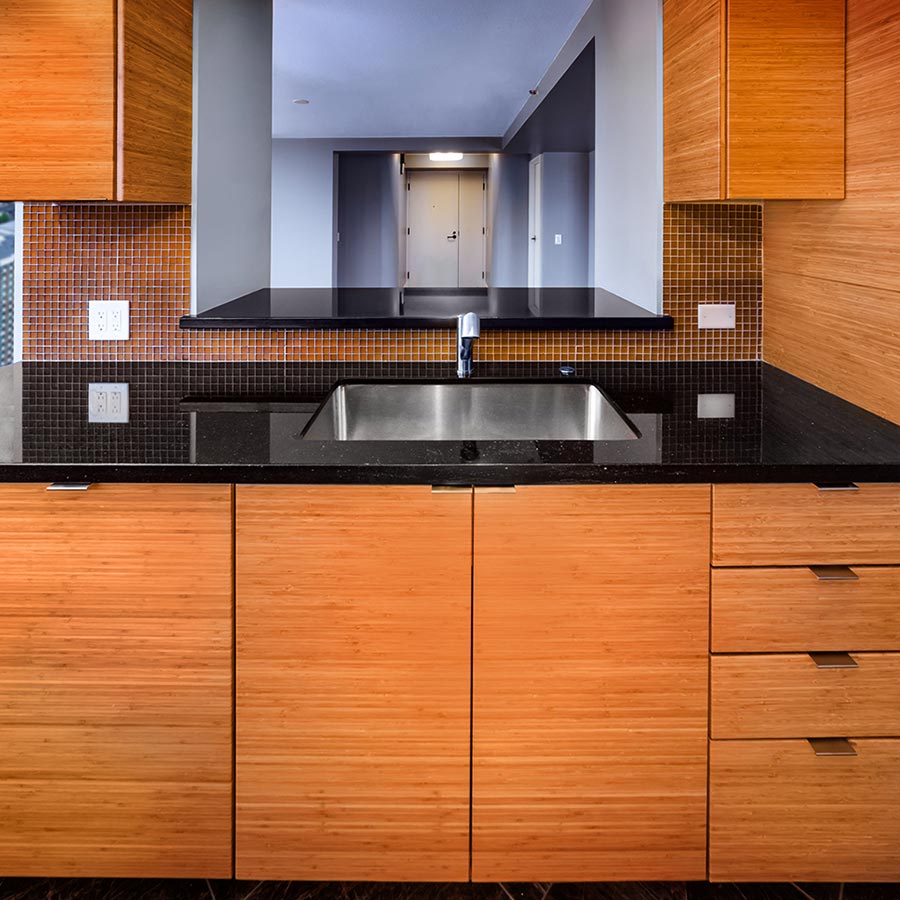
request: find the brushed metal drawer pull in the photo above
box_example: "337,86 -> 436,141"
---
431,485 -> 471,493
814,482 -> 860,491
808,738 -> 857,757
474,486 -> 517,494
810,565 -> 859,581
809,652 -> 858,669
46,483 -> 93,491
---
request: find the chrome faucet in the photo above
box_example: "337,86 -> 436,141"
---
456,312 -> 480,378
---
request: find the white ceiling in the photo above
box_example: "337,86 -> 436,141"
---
272,0 -> 593,139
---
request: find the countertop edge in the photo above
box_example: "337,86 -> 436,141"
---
178,314 -> 676,331
4,463 -> 900,485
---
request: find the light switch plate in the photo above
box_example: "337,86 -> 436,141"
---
88,383 -> 129,423
697,393 -> 736,419
554,233 -> 563,245
88,300 -> 130,340
697,303 -> 736,329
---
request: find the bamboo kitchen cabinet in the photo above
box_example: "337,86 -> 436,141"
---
235,484 -> 711,882
0,484 -> 233,877
663,0 -> 846,200
1,0 -> 192,201
234,485 -> 473,882
709,482 -> 900,882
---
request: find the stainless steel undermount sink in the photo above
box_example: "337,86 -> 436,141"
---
301,381 -> 639,441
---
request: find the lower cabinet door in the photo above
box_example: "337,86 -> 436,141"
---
235,485 -> 472,881
0,484 -> 233,877
471,485 -> 711,882
710,739 -> 900,882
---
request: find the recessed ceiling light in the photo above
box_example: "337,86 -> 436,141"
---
293,98 -> 310,105
429,152 -> 463,162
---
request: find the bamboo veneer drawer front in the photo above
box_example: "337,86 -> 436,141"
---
712,566 -> 900,651
0,484 -> 233,878
235,485 -> 471,882
710,739 -> 900,882
712,484 -> 900,566
711,653 -> 900,739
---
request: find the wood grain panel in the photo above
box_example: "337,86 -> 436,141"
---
712,566 -> 900,652
663,0 -> 724,201
727,0 -> 845,198
712,483 -> 900,566
472,485 -> 710,882
764,0 -> 900,425
0,0 -> 116,199
235,485 -> 471,882
712,653 -> 900,738
0,483 -> 232,878
710,738 -> 900,881
117,0 -> 192,202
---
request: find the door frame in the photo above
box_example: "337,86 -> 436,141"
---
527,155 -> 543,288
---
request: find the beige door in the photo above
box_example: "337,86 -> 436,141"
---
406,169 -> 486,288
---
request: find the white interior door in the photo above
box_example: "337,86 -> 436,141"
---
406,170 -> 460,288
458,170 -> 486,288
406,170 -> 486,288
528,155 -> 543,288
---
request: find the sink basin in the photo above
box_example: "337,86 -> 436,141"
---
301,381 -> 639,441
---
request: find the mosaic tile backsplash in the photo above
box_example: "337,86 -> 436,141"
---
21,202 -> 761,362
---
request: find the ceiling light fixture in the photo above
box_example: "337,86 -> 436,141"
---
429,152 -> 463,162
293,98 -> 310,105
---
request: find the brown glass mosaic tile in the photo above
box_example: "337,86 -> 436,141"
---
21,202 -> 761,362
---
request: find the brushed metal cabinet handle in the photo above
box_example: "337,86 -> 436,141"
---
46,483 -> 93,491
474,486 -> 517,494
809,652 -> 859,669
814,482 -> 860,491
431,485 -> 471,493
810,565 -> 859,581
808,738 -> 857,757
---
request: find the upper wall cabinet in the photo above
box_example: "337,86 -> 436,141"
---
663,0 -> 846,201
1,0 -> 192,202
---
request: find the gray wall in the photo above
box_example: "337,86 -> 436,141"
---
192,0 -> 273,312
593,0 -> 662,311
486,154 -> 529,287
503,0 -> 663,311
336,154 -> 403,288
539,152 -> 590,287
270,141 -> 335,288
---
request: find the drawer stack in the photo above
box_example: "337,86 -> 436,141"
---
709,483 -> 900,883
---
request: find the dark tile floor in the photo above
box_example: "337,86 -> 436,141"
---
0,882 -> 896,900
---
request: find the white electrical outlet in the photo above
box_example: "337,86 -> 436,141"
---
88,301 -> 130,340
88,383 -> 129,423
697,393 -> 736,419
697,303 -> 736,329
554,233 -> 563,245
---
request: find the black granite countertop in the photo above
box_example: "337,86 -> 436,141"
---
1,360 -> 899,484
179,287 -> 674,330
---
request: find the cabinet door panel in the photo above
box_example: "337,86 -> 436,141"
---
1,0 -> 115,200
236,485 -> 471,882
472,485 -> 710,882
727,0 -> 845,199
0,484 -> 233,878
663,0 -> 724,200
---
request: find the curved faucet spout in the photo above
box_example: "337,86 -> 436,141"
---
456,312 -> 481,378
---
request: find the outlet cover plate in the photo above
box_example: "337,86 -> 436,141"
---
88,383 -> 129,423
88,300 -> 130,340
697,303 -> 736,329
